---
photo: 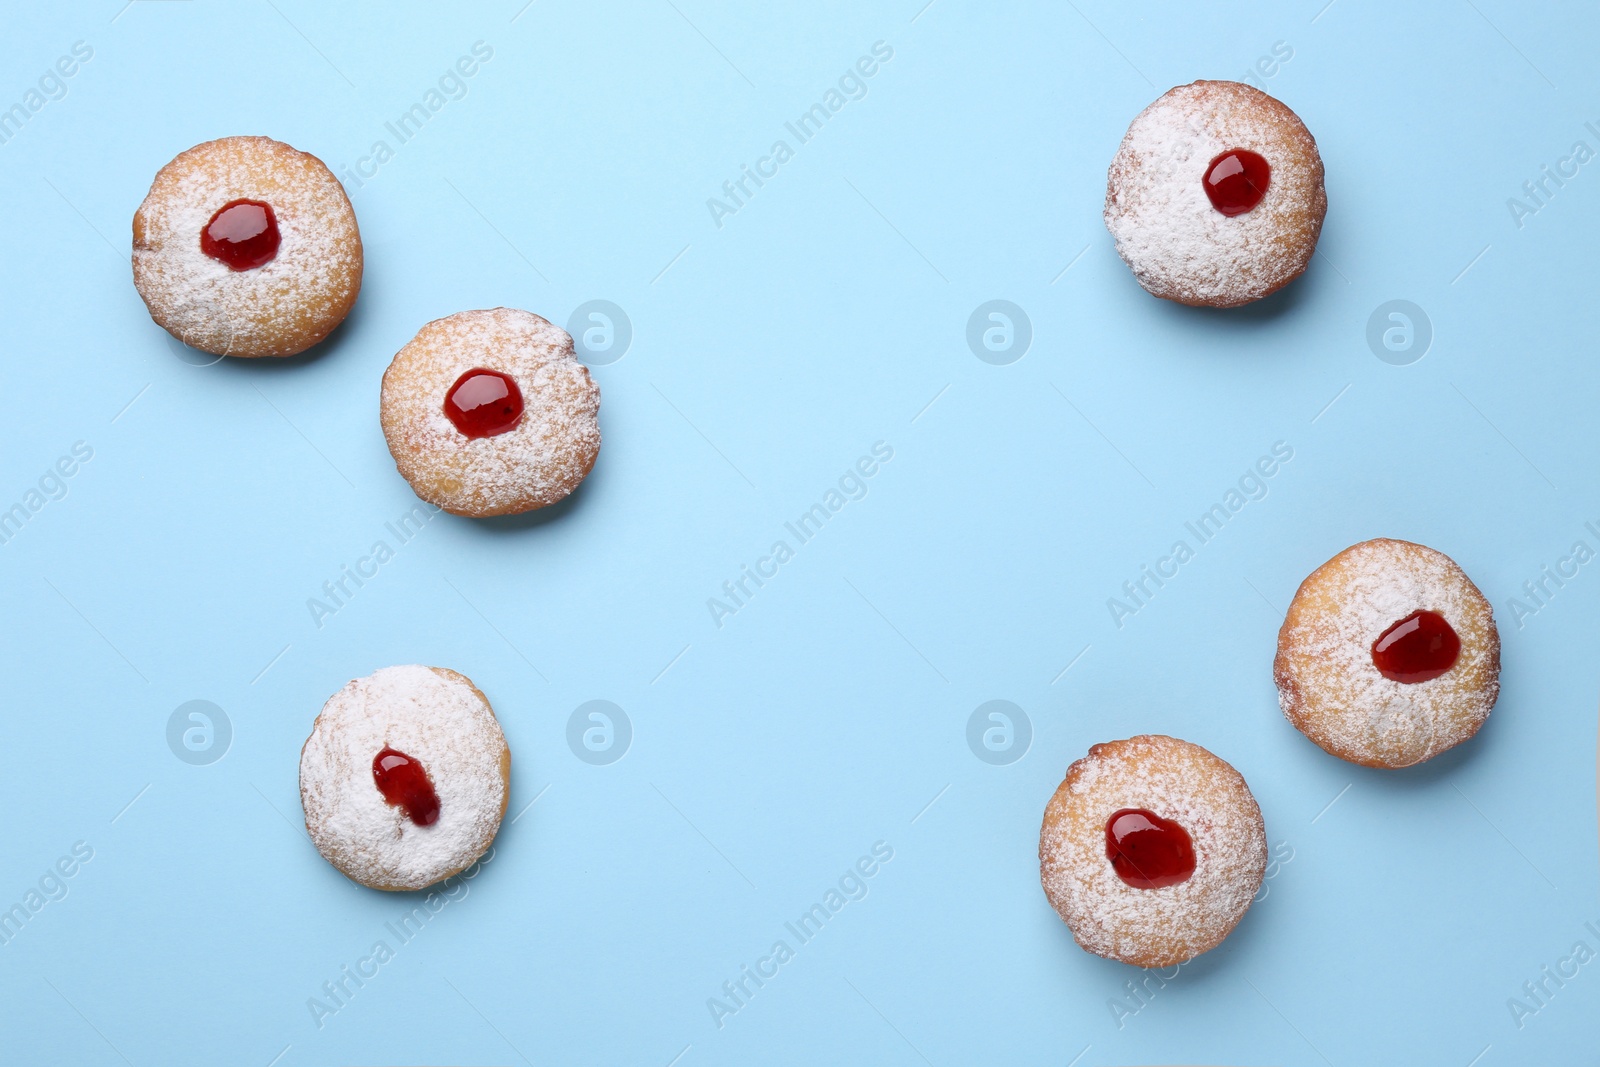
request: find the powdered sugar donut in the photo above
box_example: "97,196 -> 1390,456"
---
1039,734 -> 1267,968
1275,539 -> 1500,769
132,136 -> 362,357
380,308 -> 601,517
1104,80 -> 1326,307
299,665 -> 510,891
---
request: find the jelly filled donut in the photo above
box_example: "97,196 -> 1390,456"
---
1039,734 -> 1267,968
1104,80 -> 1326,307
132,136 -> 362,357
1274,538 -> 1500,769
381,308 -> 601,518
300,665 -> 510,891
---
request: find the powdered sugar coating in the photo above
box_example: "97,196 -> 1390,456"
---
1040,735 -> 1266,968
1274,539 -> 1500,768
132,136 -> 362,357
300,665 -> 510,891
1104,81 -> 1326,307
380,308 -> 601,517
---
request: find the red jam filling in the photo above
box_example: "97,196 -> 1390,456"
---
372,747 -> 441,826
444,369 -> 524,439
1371,610 -> 1460,683
1203,149 -> 1271,216
1105,808 -> 1196,889
201,199 -> 280,271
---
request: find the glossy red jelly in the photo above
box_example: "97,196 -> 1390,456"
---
1203,150 -> 1271,216
444,369 -> 524,439
1105,808 -> 1196,889
372,747 -> 441,826
1371,609 -> 1460,683
201,199 -> 280,271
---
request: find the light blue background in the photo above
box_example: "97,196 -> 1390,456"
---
1,1 -> 1597,1063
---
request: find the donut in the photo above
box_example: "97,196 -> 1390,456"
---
380,308 -> 601,518
1274,538 -> 1500,769
299,665 -> 510,891
1103,80 -> 1327,308
132,136 -> 362,357
1039,734 -> 1267,968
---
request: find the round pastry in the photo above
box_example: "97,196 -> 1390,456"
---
1039,734 -> 1267,968
132,136 -> 362,358
299,665 -> 510,891
1103,80 -> 1326,308
380,308 -> 601,517
1274,538 -> 1500,769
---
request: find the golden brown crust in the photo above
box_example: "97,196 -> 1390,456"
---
1104,80 -> 1327,308
1274,539 -> 1500,768
132,136 -> 362,357
1039,734 -> 1267,968
380,308 -> 601,518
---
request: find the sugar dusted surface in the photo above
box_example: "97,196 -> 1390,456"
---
131,136 -> 362,357
300,665 -> 509,891
1274,539 -> 1500,768
1104,81 -> 1326,307
381,308 -> 602,517
1039,735 -> 1267,968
